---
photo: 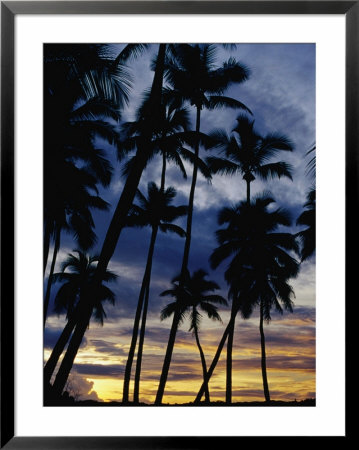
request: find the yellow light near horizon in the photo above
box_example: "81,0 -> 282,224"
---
45,302 -> 315,405
83,367 -> 315,404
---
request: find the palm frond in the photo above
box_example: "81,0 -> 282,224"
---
160,223 -> 186,237
206,96 -> 252,114
206,156 -> 239,176
255,162 -> 293,181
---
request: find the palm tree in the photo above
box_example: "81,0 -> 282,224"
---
43,44 -> 130,326
194,195 -> 299,403
122,182 -> 187,404
83,44 -> 169,331
44,250 -> 116,386
207,114 -> 294,403
45,44 -> 169,401
43,174 -> 109,326
119,89 -> 215,194
160,269 -> 227,403
155,44 -> 251,405
296,189 -> 315,261
207,114 -> 294,203
49,251 -> 117,397
297,145 -> 316,261
43,43 -> 132,271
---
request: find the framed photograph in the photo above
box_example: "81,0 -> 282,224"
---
1,1 -> 353,447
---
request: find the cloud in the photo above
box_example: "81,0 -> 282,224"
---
66,372 -> 103,401
231,355 -> 315,372
88,339 -> 127,357
73,363 -> 124,378
44,325 -> 87,351
44,43 -> 316,404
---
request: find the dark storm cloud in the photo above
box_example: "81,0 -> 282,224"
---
233,307 -> 315,350
130,326 -> 190,346
289,306 -> 316,322
89,339 -> 127,357
44,327 -> 62,349
73,363 -> 124,377
144,371 -> 203,383
234,328 -> 315,352
231,355 -> 315,372
44,326 -> 87,350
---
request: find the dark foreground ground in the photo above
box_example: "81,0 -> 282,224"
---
46,396 -> 316,407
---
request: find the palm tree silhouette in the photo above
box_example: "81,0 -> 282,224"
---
208,114 -> 294,203
88,44 -> 168,301
43,44 -> 131,271
43,44 -> 130,326
296,189 -> 315,261
43,172 -> 109,327
195,195 -> 299,403
207,114 -> 294,403
122,182 -> 187,404
297,145 -> 316,261
119,89 -> 215,194
49,251 -> 117,397
155,43 -> 251,405
160,269 -> 227,403
45,44 -> 169,400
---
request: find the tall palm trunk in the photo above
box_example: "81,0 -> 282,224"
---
44,314 -> 77,385
52,304 -> 92,396
121,259 -> 149,403
44,222 -> 51,274
225,179 -> 251,403
133,282 -> 149,404
122,226 -> 158,403
155,308 -> 182,405
160,151 -> 167,191
194,306 -> 238,404
225,300 -> 237,404
259,300 -> 270,402
180,106 -> 201,275
44,228 -> 61,327
91,44 -> 166,289
246,179 -> 251,204
193,320 -> 210,403
133,226 -> 158,403
155,106 -> 201,405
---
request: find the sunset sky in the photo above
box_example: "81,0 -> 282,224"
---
44,43 -> 316,404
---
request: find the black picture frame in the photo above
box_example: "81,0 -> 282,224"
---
1,1 -> 354,447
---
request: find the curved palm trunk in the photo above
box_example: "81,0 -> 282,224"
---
44,314 -> 77,385
194,304 -> 239,404
43,222 -> 51,274
225,300 -> 237,404
154,308 -> 181,405
155,106 -> 201,405
225,180 -> 251,402
52,305 -> 92,396
259,300 -> 271,402
91,44 -> 166,289
133,282 -> 150,404
122,258 -> 150,403
179,106 -> 201,275
133,238 -> 158,403
193,323 -> 210,403
43,228 -> 61,327
123,226 -> 158,404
